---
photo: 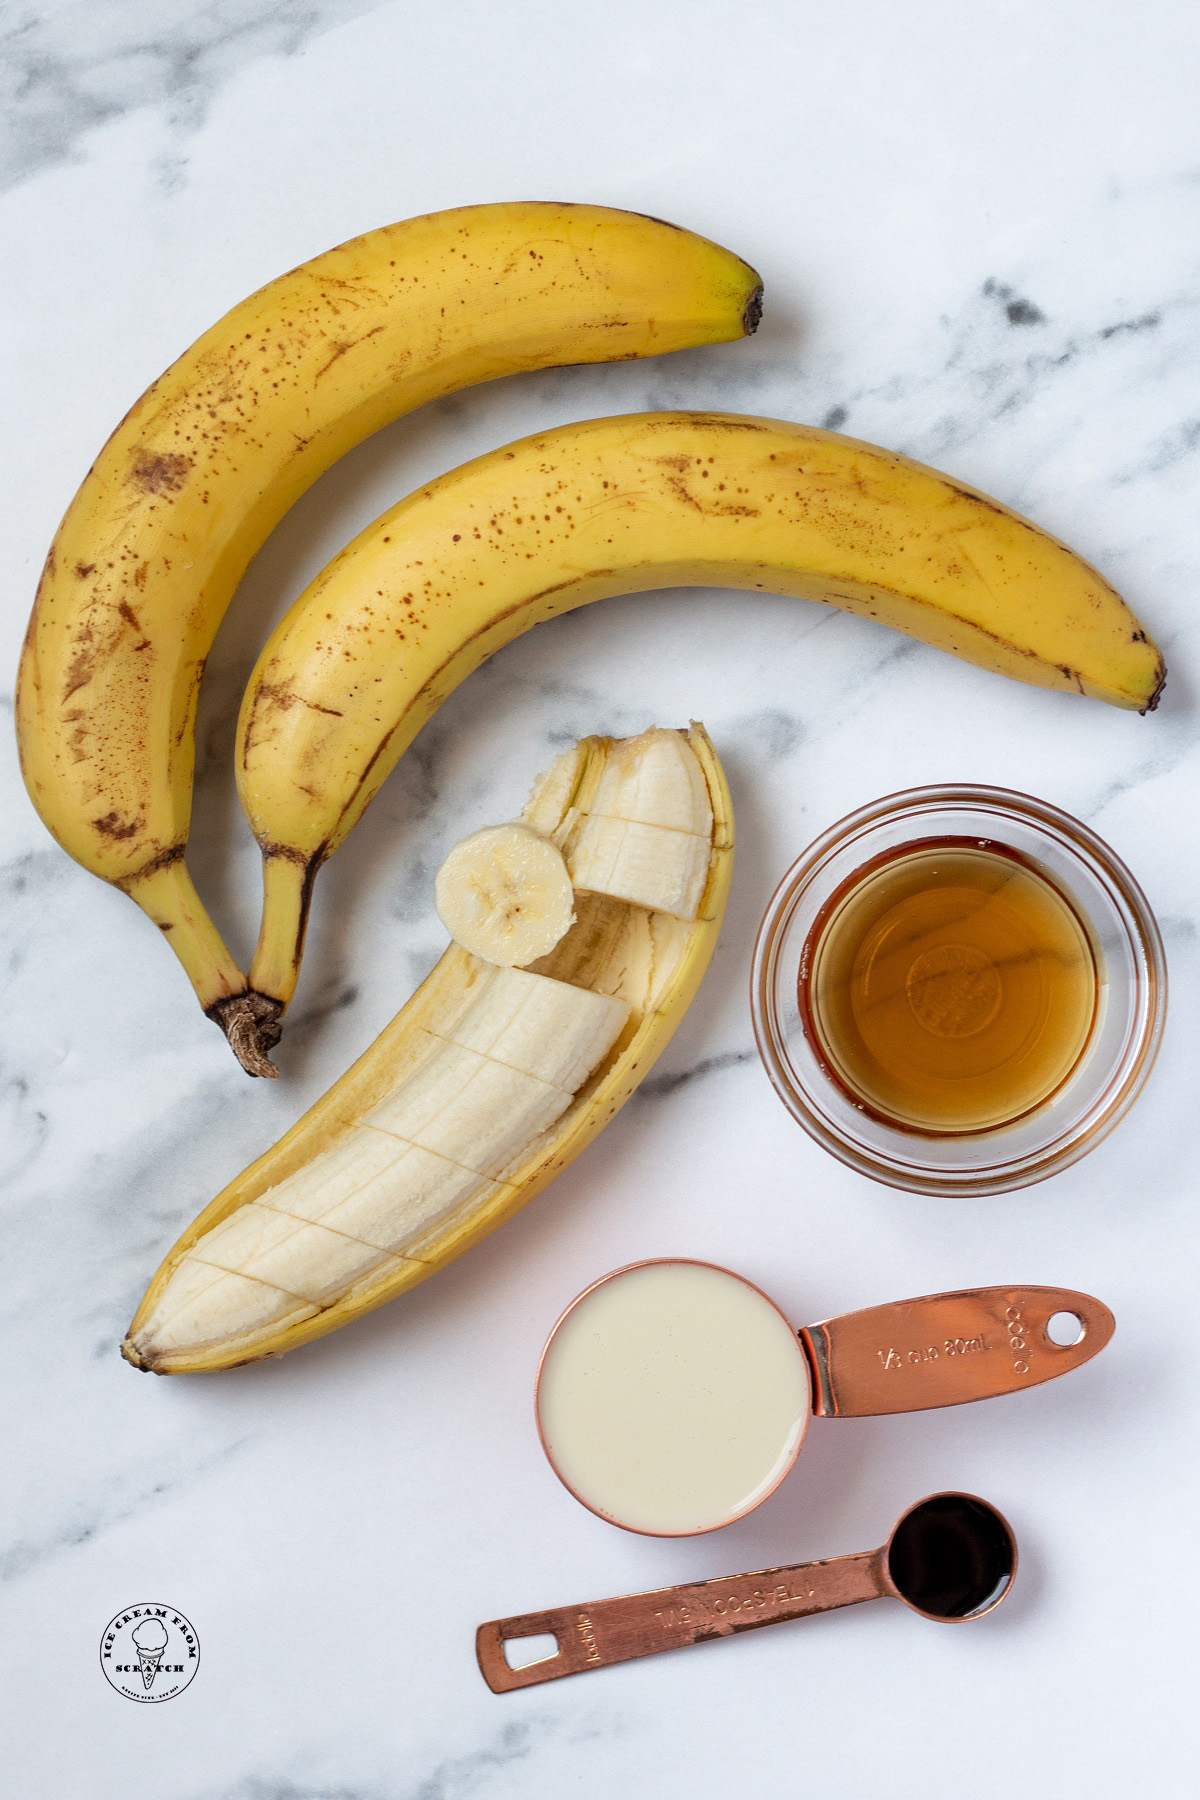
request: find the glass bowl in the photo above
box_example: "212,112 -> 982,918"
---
750,785 -> 1166,1196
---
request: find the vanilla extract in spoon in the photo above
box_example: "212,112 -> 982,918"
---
477,1491 -> 1018,1690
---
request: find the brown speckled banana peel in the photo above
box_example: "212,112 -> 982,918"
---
122,725 -> 732,1374
15,206 -> 760,1075
239,412 -> 1164,1025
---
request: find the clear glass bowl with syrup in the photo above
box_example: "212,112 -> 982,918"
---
750,785 -> 1166,1195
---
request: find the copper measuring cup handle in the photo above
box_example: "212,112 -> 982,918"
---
801,1283 -> 1114,1417
476,1490 -> 1017,1691
477,1548 -> 884,1691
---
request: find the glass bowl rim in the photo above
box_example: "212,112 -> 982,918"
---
749,782 -> 1167,1196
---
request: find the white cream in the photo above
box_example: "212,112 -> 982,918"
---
536,1261 -> 812,1535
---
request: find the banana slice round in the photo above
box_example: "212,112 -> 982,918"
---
435,824 -> 575,966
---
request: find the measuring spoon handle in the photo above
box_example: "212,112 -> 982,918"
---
801,1284 -> 1114,1417
476,1549 -> 884,1691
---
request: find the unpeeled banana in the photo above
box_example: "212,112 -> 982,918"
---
15,205 -> 761,1073
123,724 -> 730,1373
237,411 -> 1165,1030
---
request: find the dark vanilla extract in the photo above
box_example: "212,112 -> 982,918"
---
799,838 -> 1098,1134
887,1494 -> 1015,1618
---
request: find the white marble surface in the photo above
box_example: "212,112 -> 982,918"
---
2,2 -> 1199,1793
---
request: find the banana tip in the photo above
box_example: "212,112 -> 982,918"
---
207,992 -> 284,1078
1141,659 -> 1167,714
120,1334 -> 155,1372
743,284 -> 763,336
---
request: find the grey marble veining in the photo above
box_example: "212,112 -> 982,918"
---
0,0 -> 384,191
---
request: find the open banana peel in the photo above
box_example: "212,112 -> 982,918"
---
123,725 -> 731,1374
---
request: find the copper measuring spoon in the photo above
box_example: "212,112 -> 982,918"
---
477,1489 -> 1017,1691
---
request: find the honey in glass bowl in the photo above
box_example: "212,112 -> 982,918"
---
799,838 -> 1099,1134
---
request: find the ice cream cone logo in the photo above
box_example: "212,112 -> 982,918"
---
132,1618 -> 168,1688
100,1605 -> 199,1702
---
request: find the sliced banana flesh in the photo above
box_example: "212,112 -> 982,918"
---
435,823 -> 575,965
431,964 -> 630,1091
522,744 -> 589,841
125,724 -> 725,1373
590,728 -> 714,836
132,967 -> 630,1362
134,1259 -> 320,1357
565,727 -> 713,919
568,816 -> 712,920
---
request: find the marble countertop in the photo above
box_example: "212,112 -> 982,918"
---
3,2 -> 1198,1794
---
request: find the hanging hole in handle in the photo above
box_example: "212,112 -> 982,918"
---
1046,1310 -> 1085,1347
503,1631 -> 559,1671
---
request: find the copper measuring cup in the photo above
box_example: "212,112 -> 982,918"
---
536,1261 -> 1113,1535
477,1489 -> 1017,1691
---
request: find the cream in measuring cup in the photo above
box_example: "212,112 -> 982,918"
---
535,1259 -> 1112,1536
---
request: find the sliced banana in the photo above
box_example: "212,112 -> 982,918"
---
134,1259 -> 318,1359
522,744 -> 589,841
568,816 -> 712,919
193,1203 -> 407,1305
562,728 -> 713,919
124,724 -> 727,1374
431,964 -> 629,1092
132,968 -> 629,1359
365,1036 -> 574,1177
590,727 -> 714,836
435,823 -> 575,965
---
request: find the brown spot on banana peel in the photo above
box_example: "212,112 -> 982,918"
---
92,809 -> 147,842
116,842 -> 188,883
256,682 -> 345,718
61,643 -> 97,703
128,449 -> 193,494
1141,660 -> 1167,713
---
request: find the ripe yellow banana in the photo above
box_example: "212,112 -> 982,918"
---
238,411 -> 1165,1024
15,206 -> 761,1075
123,725 -> 730,1373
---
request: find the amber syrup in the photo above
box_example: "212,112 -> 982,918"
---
798,837 -> 1099,1135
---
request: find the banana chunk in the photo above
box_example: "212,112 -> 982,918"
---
134,1259 -> 318,1358
123,723 -> 732,1373
435,824 -> 575,965
249,1129 -> 407,1224
365,1035 -> 573,1177
590,728 -> 714,837
193,1202 -> 407,1305
314,1147 -> 503,1255
432,966 -> 629,1092
568,816 -> 712,919
522,744 -> 588,840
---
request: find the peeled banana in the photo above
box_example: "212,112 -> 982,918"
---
123,725 -> 731,1373
238,411 -> 1165,1028
15,206 -> 761,1074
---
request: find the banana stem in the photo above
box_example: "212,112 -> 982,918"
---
125,856 -> 246,1008
248,851 -> 315,1014
124,857 -> 282,1078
